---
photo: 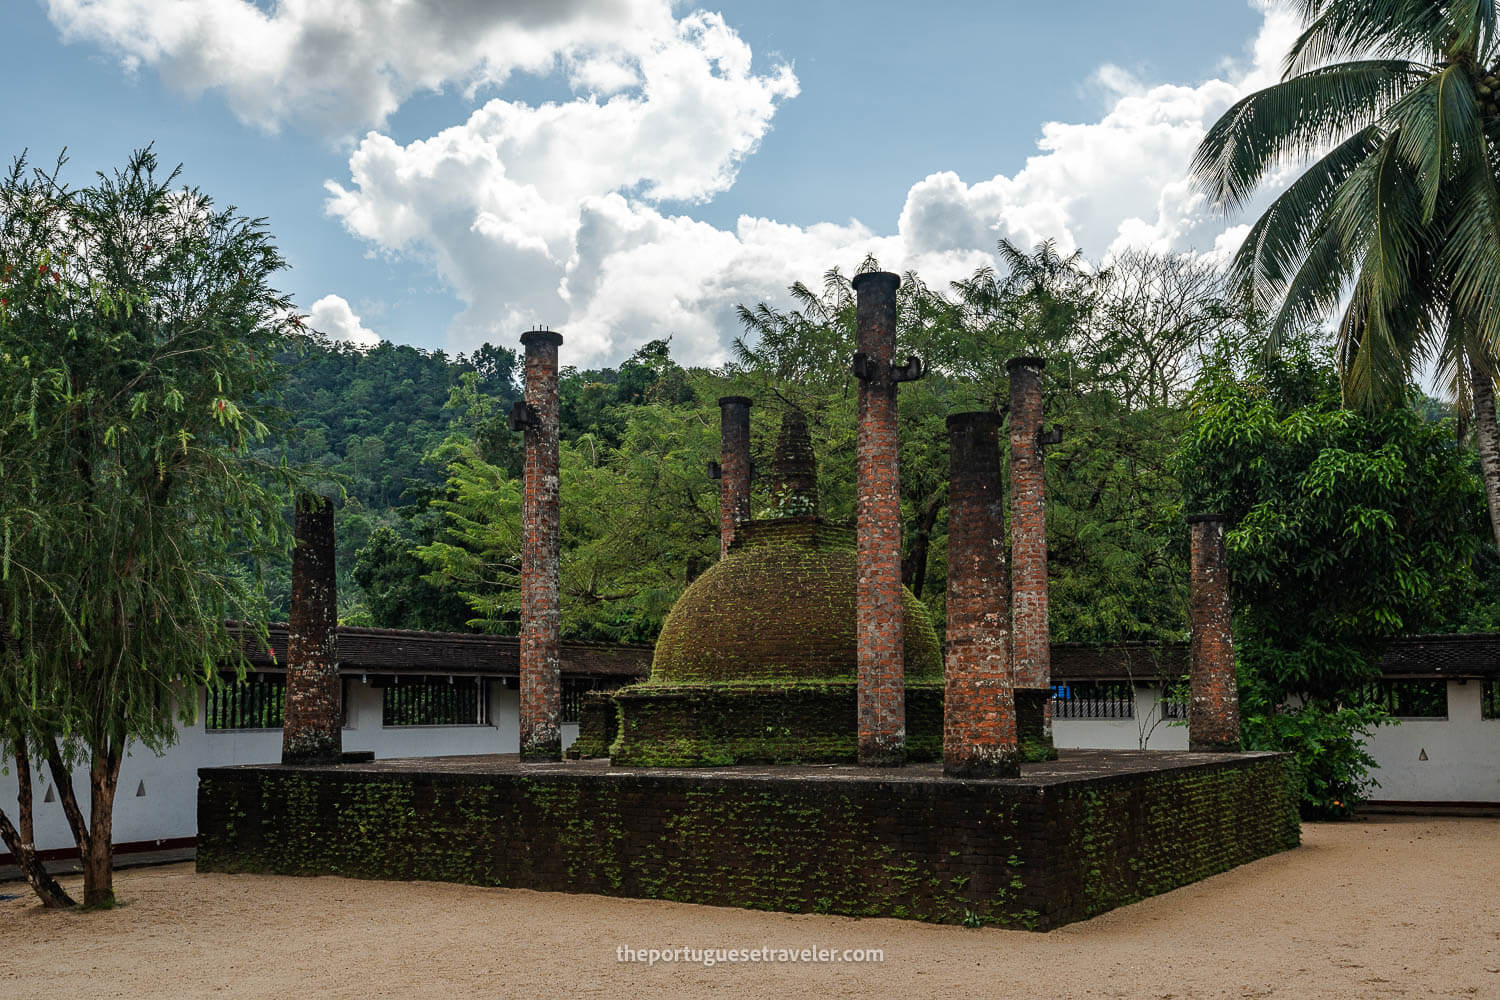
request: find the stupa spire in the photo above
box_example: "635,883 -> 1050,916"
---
769,406 -> 818,518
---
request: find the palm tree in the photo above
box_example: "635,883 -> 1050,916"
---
1192,0 -> 1500,550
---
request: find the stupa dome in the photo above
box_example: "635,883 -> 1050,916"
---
649,517 -> 943,684
598,403 -> 946,768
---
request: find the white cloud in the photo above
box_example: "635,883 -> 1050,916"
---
317,1 -> 1302,366
54,0 -> 1307,367
308,294 -> 380,349
321,8 -> 801,363
45,0 -> 680,137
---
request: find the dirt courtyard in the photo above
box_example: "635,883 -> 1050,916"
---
1,816 -> 1496,999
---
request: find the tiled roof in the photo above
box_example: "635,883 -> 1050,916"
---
233,623 -> 652,679
1047,634 -> 1500,681
1375,632 -> 1500,677
227,625 -> 1499,684
1049,641 -> 1189,681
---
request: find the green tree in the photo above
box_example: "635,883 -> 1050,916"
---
1192,0 -> 1500,549
352,522 -> 475,632
0,148 -> 295,906
416,373 -> 718,642
255,335 -> 515,620
732,246 -> 1237,638
1176,337 -> 1487,814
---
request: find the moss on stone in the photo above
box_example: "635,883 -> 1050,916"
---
650,517 -> 942,685
196,753 -> 1301,930
609,680 -> 944,766
564,692 -> 618,760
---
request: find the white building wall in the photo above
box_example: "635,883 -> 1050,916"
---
1052,685 -> 1190,751
1052,681 -> 1500,803
1360,681 -> 1500,803
1,677 -> 578,855
5,679 -> 1496,857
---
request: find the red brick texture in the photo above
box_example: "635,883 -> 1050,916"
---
1007,357 -> 1056,759
282,495 -> 342,765
852,271 -> 907,767
943,412 -> 1019,778
716,396 -> 753,556
1188,514 -> 1241,752
520,329 -> 564,761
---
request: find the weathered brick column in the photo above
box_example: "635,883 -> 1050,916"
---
1007,357 -> 1056,761
282,493 -> 341,766
851,270 -> 921,767
717,395 -> 753,555
519,328 -> 563,761
1188,513 -> 1241,752
943,412 -> 1019,778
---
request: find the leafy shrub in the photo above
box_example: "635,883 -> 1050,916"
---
1241,696 -> 1386,820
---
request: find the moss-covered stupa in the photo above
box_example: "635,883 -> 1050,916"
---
604,407 -> 944,766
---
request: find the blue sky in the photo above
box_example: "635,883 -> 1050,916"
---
2,1 -> 1292,367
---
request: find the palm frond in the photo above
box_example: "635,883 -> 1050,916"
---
1265,216 -> 1356,354
1337,271 -> 1436,408
1439,143 -> 1500,354
1432,321 -> 1476,432
1286,1 -> 1451,75
1330,134 -> 1435,406
1444,0 -> 1499,63
1230,124 -> 1380,302
1193,60 -> 1426,209
1385,63 -> 1482,222
996,238 -> 1033,276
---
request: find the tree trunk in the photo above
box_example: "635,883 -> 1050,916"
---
0,742 -> 75,907
16,739 -> 34,849
81,739 -> 122,907
1471,354 -> 1500,555
902,491 -> 946,598
42,738 -> 90,857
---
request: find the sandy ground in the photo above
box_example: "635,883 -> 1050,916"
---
0,816 -> 1496,1000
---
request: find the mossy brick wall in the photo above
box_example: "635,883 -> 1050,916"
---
609,681 -> 944,766
565,692 -> 619,760
197,753 -> 1298,931
1017,755 -> 1301,922
1015,690 -> 1058,763
650,519 -> 941,684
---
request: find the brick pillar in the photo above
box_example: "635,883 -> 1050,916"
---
851,270 -> 915,767
1188,513 -> 1241,752
717,395 -> 753,555
943,412 -> 1019,778
769,406 -> 818,518
1007,357 -> 1056,762
282,493 -> 341,766
519,329 -> 563,761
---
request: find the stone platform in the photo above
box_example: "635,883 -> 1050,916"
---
196,749 -> 1299,931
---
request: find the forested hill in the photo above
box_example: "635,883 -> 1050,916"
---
263,335 -> 694,629
257,338 -> 513,620
278,339 -> 519,510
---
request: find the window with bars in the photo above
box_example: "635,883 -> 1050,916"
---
1051,681 -> 1135,719
1362,679 -> 1448,718
206,675 -> 350,730
382,676 -> 489,727
206,674 -> 286,730
1158,693 -> 1189,720
1482,679 -> 1499,720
